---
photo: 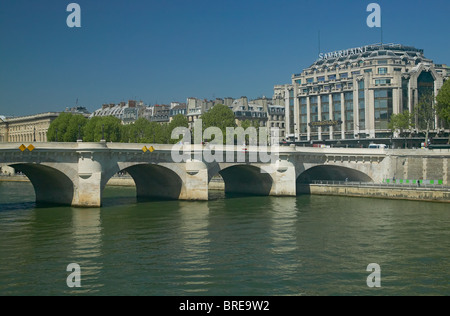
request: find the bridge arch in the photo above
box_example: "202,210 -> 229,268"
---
9,163 -> 75,205
212,164 -> 273,196
103,163 -> 183,200
297,165 -> 373,183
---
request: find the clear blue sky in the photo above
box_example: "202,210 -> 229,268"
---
1,0 -> 449,116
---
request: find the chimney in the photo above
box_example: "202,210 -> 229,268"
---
128,100 -> 136,108
102,104 -> 109,109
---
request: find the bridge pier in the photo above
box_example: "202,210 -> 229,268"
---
72,151 -> 103,207
266,160 -> 297,197
179,160 -> 209,201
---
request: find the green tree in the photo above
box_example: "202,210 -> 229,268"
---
167,114 -> 189,144
64,114 -> 88,142
414,91 -> 436,146
389,111 -> 413,148
200,104 -> 236,144
47,113 -> 87,142
83,116 -> 122,142
131,118 -> 153,143
239,119 -> 261,145
436,80 -> 450,137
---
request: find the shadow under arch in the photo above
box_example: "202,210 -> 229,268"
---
216,165 -> 273,196
113,164 -> 183,201
10,163 -> 74,206
297,165 -> 373,183
296,165 -> 373,195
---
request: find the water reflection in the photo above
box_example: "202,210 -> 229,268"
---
177,201 -> 212,294
1,182 -> 450,295
269,197 -> 300,270
67,208 -> 103,294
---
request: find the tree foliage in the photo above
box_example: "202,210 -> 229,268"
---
121,118 -> 169,144
83,116 -> 122,142
47,113 -> 87,142
388,111 -> 413,134
200,104 -> 236,144
167,114 -> 189,144
414,91 -> 436,144
436,79 -> 450,127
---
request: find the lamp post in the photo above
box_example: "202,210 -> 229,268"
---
33,127 -> 36,142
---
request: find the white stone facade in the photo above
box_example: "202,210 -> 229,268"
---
279,43 -> 450,142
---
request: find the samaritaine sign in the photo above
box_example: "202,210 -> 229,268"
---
319,46 -> 368,61
309,120 -> 343,128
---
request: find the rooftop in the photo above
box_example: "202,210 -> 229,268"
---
309,43 -> 429,69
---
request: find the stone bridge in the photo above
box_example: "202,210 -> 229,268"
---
0,142 -> 448,207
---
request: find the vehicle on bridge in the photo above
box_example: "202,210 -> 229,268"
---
368,144 -> 387,149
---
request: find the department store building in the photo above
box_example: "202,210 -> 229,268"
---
275,43 -> 449,145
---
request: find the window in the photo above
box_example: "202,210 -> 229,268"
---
352,71 -> 361,76
318,76 -> 325,82
364,69 -> 373,73
295,79 -> 302,85
344,92 -> 354,132
307,78 -> 314,83
328,74 -> 336,81
310,96 -> 319,126
340,73 -> 348,79
378,67 -> 388,75
300,98 -> 308,133
358,81 -> 365,130
402,78 -> 409,112
321,95 -> 330,132
358,80 -> 365,90
378,60 -> 388,65
374,89 -> 393,130
375,79 -> 391,85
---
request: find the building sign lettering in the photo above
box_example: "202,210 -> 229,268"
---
319,46 -> 368,61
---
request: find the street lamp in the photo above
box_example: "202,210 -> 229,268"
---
33,127 -> 36,142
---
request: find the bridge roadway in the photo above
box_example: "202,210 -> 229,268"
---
0,141 -> 448,207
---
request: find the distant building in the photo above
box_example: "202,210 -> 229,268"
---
268,105 -> 286,139
169,103 -> 187,122
64,106 -> 91,117
90,100 -> 145,124
149,104 -> 171,123
231,97 -> 268,127
278,43 -> 449,144
0,112 -> 60,143
186,98 -> 205,127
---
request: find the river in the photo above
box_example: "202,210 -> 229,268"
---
0,181 -> 449,296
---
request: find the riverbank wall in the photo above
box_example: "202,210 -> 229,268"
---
297,184 -> 450,203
